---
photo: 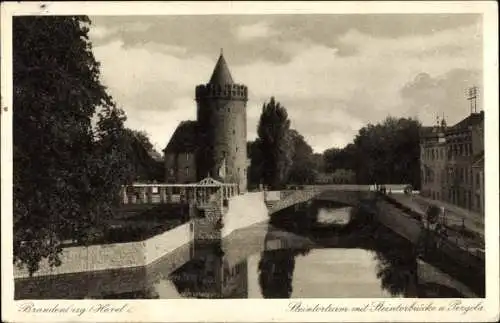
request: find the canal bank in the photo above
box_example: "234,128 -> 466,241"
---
374,194 -> 485,296
15,199 -> 481,299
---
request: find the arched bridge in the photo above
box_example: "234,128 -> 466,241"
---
265,185 -> 383,215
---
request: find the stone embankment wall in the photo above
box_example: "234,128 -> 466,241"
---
375,196 -> 485,294
14,223 -> 191,279
15,242 -> 193,299
376,199 -> 423,244
193,203 -> 223,242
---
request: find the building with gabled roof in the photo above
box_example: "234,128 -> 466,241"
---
163,120 -> 198,183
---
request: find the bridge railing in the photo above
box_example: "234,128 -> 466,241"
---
267,188 -> 322,214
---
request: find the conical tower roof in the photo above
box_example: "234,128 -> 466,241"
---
209,51 -> 234,85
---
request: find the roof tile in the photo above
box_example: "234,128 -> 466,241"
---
164,121 -> 198,153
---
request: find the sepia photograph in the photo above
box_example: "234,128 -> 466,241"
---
1,1 -> 498,322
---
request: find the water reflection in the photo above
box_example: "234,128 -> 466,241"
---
15,200 -> 479,299
317,206 -> 351,226
168,241 -> 248,298
258,248 -> 311,298
162,201 -> 473,299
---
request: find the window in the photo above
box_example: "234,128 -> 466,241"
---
185,167 -> 189,176
169,169 -> 174,176
233,129 -> 236,135
476,173 -> 480,186
186,153 -> 190,161
197,209 -> 206,219
236,147 -> 238,152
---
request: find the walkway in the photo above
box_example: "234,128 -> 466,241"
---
390,193 -> 484,238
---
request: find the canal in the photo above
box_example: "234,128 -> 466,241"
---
15,200 -> 480,299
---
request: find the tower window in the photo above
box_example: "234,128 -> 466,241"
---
185,167 -> 189,176
236,147 -> 238,152
233,129 -> 236,134
227,107 -> 230,112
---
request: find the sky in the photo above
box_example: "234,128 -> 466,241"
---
88,14 -> 483,153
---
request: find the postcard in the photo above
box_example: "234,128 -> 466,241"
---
1,1 -> 498,322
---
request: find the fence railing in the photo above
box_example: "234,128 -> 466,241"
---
120,182 -> 239,206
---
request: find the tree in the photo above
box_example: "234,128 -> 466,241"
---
247,140 -> 264,189
311,153 -> 325,174
256,97 -> 293,189
323,144 -> 357,173
352,117 -> 421,186
287,129 -> 316,185
12,16 -> 129,274
121,129 -> 164,182
322,117 -> 421,187
323,148 -> 342,173
129,130 -> 155,153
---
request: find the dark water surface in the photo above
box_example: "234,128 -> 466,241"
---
15,201 -> 479,299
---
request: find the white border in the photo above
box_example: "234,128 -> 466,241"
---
1,1 -> 499,322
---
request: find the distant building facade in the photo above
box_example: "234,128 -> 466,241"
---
315,169 -> 356,184
444,111 -> 484,212
163,52 -> 249,192
420,111 -> 484,213
471,152 -> 484,214
420,119 -> 448,201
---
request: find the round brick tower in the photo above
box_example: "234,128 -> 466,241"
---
195,51 -> 248,193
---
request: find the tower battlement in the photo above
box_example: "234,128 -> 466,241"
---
195,83 -> 248,102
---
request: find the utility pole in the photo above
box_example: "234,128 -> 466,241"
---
466,86 -> 479,114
